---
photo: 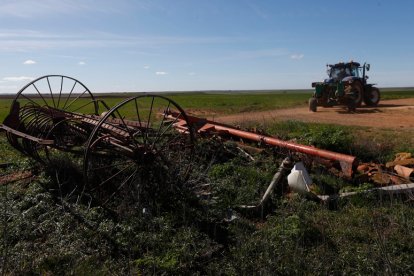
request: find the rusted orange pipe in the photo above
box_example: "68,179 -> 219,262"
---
167,111 -> 358,178
213,124 -> 357,177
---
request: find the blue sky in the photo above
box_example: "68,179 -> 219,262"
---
1,0 -> 413,93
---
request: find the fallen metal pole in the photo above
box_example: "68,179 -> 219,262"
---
259,157 -> 292,206
166,111 -> 358,178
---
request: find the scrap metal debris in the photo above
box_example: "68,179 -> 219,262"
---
0,171 -> 32,185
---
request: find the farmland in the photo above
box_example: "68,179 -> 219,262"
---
2,88 -> 414,274
1,88 -> 414,122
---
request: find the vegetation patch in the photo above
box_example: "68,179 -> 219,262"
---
2,115 -> 414,274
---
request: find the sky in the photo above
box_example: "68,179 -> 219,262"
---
0,0 -> 414,93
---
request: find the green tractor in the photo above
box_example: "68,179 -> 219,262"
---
309,61 -> 380,112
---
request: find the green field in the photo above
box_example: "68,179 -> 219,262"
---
1,88 -> 414,122
2,89 -> 414,274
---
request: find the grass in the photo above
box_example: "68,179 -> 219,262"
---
1,88 -> 414,122
2,89 -> 414,274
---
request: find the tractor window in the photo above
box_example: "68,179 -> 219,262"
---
330,67 -> 351,80
351,67 -> 360,77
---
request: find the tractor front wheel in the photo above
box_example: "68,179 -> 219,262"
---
364,87 -> 380,106
309,98 -> 317,112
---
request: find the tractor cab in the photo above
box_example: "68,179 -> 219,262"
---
326,62 -> 363,82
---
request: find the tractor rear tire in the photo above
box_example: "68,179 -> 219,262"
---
364,87 -> 380,106
309,98 -> 317,112
350,81 -> 363,107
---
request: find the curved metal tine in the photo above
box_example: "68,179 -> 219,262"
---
22,111 -> 46,159
19,106 -> 38,121
62,80 -> 77,110
150,100 -> 171,148
57,76 -> 63,109
102,168 -> 138,205
133,98 -> 147,145
31,83 -> 49,107
46,76 -> 57,108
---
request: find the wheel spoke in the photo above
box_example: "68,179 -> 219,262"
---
114,108 -> 139,150
151,101 -> 171,148
70,100 -> 95,113
102,168 -> 138,205
64,89 -> 88,111
46,76 -> 57,108
62,81 -> 77,110
20,94 -> 41,107
152,111 -> 181,149
91,163 -> 135,190
134,98 -> 147,145
145,96 -> 155,145
31,83 -> 49,107
57,76 -> 63,109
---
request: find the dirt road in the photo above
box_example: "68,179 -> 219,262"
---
213,98 -> 414,129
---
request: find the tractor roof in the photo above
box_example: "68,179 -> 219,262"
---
329,61 -> 361,68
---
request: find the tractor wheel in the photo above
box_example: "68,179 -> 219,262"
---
350,81 -> 363,107
309,98 -> 317,112
364,87 -> 380,106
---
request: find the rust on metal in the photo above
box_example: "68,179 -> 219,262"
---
0,124 -> 54,145
0,171 -> 33,185
167,111 -> 358,178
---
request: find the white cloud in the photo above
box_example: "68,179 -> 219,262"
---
78,61 -> 86,65
143,65 -> 150,69
23,59 -> 36,65
3,76 -> 35,82
0,29 -> 243,52
290,54 -> 304,60
155,71 -> 168,75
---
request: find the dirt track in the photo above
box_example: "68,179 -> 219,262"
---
213,98 -> 414,129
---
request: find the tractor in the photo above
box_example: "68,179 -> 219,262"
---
309,61 -> 380,112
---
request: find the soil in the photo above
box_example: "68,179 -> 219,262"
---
212,98 -> 414,129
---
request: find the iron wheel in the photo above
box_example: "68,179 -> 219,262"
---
83,95 -> 195,210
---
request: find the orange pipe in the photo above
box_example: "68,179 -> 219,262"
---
168,112 -> 358,177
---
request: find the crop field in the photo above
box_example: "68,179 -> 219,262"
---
2,88 -> 414,274
1,88 -> 414,122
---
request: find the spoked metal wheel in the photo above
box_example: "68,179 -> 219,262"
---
4,75 -> 99,162
83,95 -> 195,210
